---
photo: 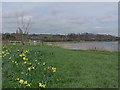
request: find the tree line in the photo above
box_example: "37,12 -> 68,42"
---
2,32 -> 119,42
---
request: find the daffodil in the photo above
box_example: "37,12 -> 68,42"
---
26,83 -> 30,87
23,57 -> 28,60
12,61 -> 14,63
31,67 -> 35,70
19,53 -> 25,57
24,50 -> 29,53
19,54 -> 23,57
14,61 -> 17,64
24,81 -> 28,84
23,57 -> 26,60
2,51 -> 5,54
27,67 -> 31,71
52,67 -> 56,72
25,58 -> 28,60
24,61 -> 27,64
16,78 -> 20,81
39,83 -> 46,88
28,63 -> 32,65
16,63 -> 18,66
3,54 -> 6,57
19,79 -> 24,84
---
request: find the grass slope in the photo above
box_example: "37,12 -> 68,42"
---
3,44 -> 118,88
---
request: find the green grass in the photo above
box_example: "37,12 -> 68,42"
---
3,44 -> 118,88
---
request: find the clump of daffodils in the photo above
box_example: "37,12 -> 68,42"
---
19,79 -> 24,84
23,50 -> 29,53
23,57 -> 28,60
16,78 -> 30,87
52,67 -> 56,72
27,66 -> 36,71
1,50 -> 9,57
39,83 -> 46,88
19,53 -> 26,57
3,47 -> 57,88
26,83 -> 30,87
12,61 -> 18,66
27,67 -> 31,71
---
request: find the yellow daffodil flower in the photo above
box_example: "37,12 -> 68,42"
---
24,81 -> 28,85
39,83 -> 46,88
2,51 -> 5,54
12,61 -> 14,63
28,63 -> 32,65
23,57 -> 26,60
19,53 -> 25,57
24,61 -> 27,64
16,78 -> 19,81
19,79 -> 24,84
26,83 -> 30,87
16,63 -> 18,66
25,58 -> 28,60
27,67 -> 31,71
19,54 -> 23,57
14,61 -> 17,64
52,67 -> 56,72
23,57 -> 28,60
31,67 -> 35,70
24,50 -> 29,53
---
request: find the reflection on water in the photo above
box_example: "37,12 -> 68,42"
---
60,42 -> 119,52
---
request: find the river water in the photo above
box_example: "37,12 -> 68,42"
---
57,42 -> 119,52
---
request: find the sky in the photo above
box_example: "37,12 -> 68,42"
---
2,2 -> 118,36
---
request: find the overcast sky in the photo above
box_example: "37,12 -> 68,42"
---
2,2 -> 118,36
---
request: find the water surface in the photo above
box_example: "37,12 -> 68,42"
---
58,42 -> 119,52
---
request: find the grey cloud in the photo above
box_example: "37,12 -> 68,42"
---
50,8 -> 61,16
97,16 -> 117,23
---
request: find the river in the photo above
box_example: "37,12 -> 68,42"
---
56,42 -> 119,52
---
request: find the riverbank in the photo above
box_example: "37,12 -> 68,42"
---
3,44 -> 118,88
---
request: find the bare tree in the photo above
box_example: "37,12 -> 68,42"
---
15,11 -> 32,45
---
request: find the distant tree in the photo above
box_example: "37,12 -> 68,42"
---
15,12 -> 32,45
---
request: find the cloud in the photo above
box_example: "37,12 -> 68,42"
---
50,8 -> 61,16
2,2 -> 118,36
68,16 -> 90,25
2,10 -> 34,33
97,16 -> 117,23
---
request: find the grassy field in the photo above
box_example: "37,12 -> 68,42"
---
2,44 -> 118,88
